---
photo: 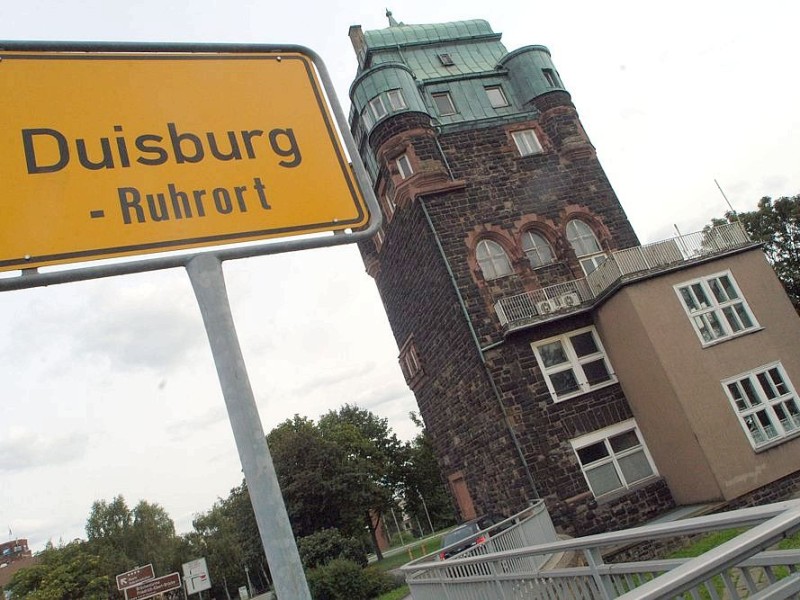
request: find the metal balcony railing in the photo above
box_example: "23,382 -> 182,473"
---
494,222 -> 751,329
404,501 -> 559,597
402,499 -> 800,600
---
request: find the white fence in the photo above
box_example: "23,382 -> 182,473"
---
402,500 -> 800,599
404,501 -> 558,600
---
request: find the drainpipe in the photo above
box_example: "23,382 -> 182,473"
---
431,125 -> 456,180
419,198 -> 539,499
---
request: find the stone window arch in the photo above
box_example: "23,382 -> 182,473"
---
520,230 -> 555,268
566,219 -> 607,275
475,239 -> 513,280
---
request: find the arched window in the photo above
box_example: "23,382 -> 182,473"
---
521,231 -> 555,268
566,219 -> 607,275
476,239 -> 513,280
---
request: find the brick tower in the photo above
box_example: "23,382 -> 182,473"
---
348,15 -> 800,534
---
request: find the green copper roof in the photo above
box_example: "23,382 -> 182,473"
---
363,19 -> 498,49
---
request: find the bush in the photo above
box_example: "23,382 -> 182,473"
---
306,559 -> 395,600
297,529 -> 368,569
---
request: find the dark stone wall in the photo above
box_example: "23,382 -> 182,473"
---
425,98 -> 639,346
355,95 -> 672,532
359,192 -> 533,520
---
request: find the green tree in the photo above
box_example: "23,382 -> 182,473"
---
398,413 -> 456,535
712,194 -> 800,310
268,415 -> 363,538
6,540 -> 109,600
189,501 -> 245,600
188,483 -> 271,599
317,405 -> 404,561
84,495 -> 182,597
85,495 -> 135,585
266,407 -> 406,561
128,500 -> 180,575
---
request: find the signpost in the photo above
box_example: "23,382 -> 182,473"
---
116,564 -> 155,591
124,573 -> 182,600
182,557 -> 211,595
0,41 -> 382,600
0,47 -> 371,273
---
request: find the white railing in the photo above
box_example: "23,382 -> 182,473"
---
402,500 -> 800,600
495,222 -> 751,328
405,501 -> 558,600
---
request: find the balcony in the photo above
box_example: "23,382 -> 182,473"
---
494,222 -> 752,331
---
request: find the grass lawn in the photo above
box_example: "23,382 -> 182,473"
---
665,525 -> 800,599
369,534 -> 446,599
374,585 -> 409,600
670,527 -> 800,558
373,535 -> 444,572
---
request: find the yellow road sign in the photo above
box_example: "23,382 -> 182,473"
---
0,50 -> 369,271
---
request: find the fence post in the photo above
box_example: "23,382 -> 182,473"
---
585,547 -> 615,600
489,559 -> 509,600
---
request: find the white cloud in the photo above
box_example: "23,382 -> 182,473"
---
0,0 -> 798,553
0,430 -> 89,472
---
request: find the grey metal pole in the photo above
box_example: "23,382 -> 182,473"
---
186,253 -> 311,600
390,507 -> 405,547
419,492 -> 435,535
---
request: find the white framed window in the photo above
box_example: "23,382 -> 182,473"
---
571,420 -> 658,498
387,89 -> 407,110
485,86 -> 509,108
369,95 -> 388,120
432,92 -> 457,116
566,219 -> 607,275
675,271 -> 758,346
396,154 -> 413,179
475,239 -> 513,280
521,231 -> 555,268
532,326 -> 616,401
511,129 -> 543,156
361,106 -> 374,130
723,362 -> 800,449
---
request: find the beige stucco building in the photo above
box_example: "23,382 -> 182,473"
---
598,247 -> 800,505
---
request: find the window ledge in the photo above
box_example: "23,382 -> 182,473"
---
592,476 -> 664,506
699,326 -> 764,349
752,429 -> 800,453
551,378 -> 618,404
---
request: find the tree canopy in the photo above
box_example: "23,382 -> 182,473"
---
5,540 -> 108,600
397,413 -> 457,536
8,405 -> 454,598
711,194 -> 800,310
267,406 -> 404,560
8,496 -> 181,600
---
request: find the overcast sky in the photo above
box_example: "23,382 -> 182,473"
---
1,0 -> 799,552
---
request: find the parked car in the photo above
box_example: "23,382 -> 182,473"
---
438,514 -> 509,560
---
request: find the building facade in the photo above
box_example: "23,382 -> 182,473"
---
347,16 -> 800,534
0,539 -> 34,592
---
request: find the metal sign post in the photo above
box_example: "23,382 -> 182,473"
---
0,46 -> 369,273
0,41 -> 383,599
187,253 -> 310,599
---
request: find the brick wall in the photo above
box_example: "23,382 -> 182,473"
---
357,94 -> 664,531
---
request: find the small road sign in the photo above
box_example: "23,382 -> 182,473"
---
124,572 -> 182,600
116,564 -> 155,590
182,557 -> 212,594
